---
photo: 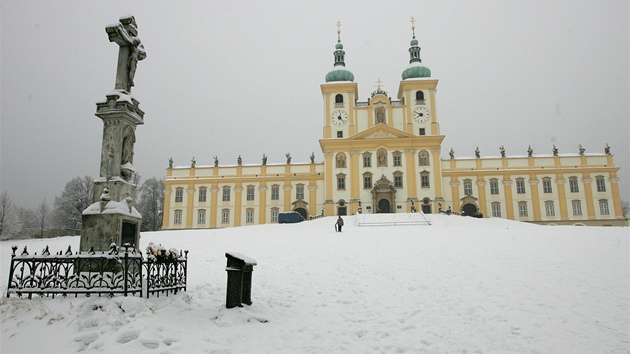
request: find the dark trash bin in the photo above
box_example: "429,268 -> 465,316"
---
225,252 -> 257,309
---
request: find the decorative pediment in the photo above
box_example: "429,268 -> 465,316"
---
350,124 -> 415,141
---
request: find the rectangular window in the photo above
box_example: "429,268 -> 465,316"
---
337,131 -> 343,138
490,181 -> 499,195
197,210 -> 206,224
599,201 -> 609,215
570,179 -> 579,193
464,182 -> 473,196
572,201 -> 582,215
296,186 -> 305,199
394,176 -> 403,188
271,209 -> 279,222
198,189 -> 207,202
393,155 -> 402,166
419,128 -> 425,136
363,156 -> 371,167
596,178 -> 606,192
516,180 -> 526,194
421,175 -> 429,188
246,210 -> 254,223
222,210 -> 230,223
175,189 -> 183,203
543,180 -> 552,193
174,211 -> 182,224
247,187 -> 255,201
519,204 -> 528,217
337,177 -> 345,190
545,203 -> 555,216
271,186 -> 279,200
492,204 -> 501,217
222,188 -> 230,201
363,176 -> 372,189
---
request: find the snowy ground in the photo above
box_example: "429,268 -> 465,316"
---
1,215 -> 628,353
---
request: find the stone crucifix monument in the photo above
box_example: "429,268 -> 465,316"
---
80,15 -> 146,252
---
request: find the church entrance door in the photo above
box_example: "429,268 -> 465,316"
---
377,199 -> 391,213
462,203 -> 478,216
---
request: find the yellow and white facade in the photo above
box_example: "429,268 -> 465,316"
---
162,23 -> 624,228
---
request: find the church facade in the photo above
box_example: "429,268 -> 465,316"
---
162,23 -> 624,228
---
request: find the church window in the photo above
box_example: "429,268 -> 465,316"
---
198,187 -> 207,202
393,152 -> 402,167
420,172 -> 430,188
337,131 -> 343,138
418,151 -> 429,166
543,178 -> 552,193
335,94 -> 344,103
363,153 -> 372,167
419,128 -> 426,136
572,200 -> 582,215
296,184 -> 305,199
363,175 -> 372,189
222,209 -> 230,224
491,203 -> 501,217
222,187 -> 231,201
518,202 -> 528,217
596,176 -> 606,192
246,186 -> 255,201
415,90 -> 425,104
197,209 -> 206,224
337,175 -> 346,190
599,200 -> 609,215
271,185 -> 280,200
569,177 -> 579,193
271,208 -> 279,222
463,180 -> 473,196
394,172 -> 403,188
545,201 -> 555,216
490,179 -> 499,194
174,210 -> 182,224
516,178 -> 526,194
336,153 -> 347,168
175,188 -> 183,203
246,209 -> 254,223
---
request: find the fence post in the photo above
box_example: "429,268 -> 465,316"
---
6,246 -> 17,298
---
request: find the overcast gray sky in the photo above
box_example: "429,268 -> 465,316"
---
1,0 -> 628,209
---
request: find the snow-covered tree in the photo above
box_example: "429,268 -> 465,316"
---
137,177 -> 165,231
51,176 -> 94,232
35,199 -> 52,238
0,191 -> 22,237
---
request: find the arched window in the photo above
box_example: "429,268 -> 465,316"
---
335,94 -> 344,103
415,91 -> 425,103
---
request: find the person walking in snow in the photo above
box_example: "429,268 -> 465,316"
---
336,216 -> 344,232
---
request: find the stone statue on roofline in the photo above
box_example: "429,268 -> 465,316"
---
191,157 -> 196,168
552,145 -> 558,156
168,157 -> 173,169
475,146 -> 480,159
578,144 -> 585,156
286,153 -> 291,165
262,154 -> 267,165
605,143 -> 611,155
449,148 -> 454,159
238,155 -> 242,166
214,156 -> 219,167
527,145 -> 533,157
310,152 -> 315,164
500,145 -> 506,158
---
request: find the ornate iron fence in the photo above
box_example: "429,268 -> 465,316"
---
5,244 -> 188,299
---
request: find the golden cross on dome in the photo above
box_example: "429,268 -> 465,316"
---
337,20 -> 342,37
375,78 -> 383,90
410,16 -> 416,35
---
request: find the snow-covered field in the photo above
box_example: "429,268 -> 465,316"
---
1,215 -> 628,353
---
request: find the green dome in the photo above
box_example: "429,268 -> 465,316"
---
326,67 -> 355,82
335,42 -> 344,50
402,64 -> 431,80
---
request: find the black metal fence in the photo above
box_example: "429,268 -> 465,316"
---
5,244 -> 188,299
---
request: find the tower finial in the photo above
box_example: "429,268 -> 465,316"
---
337,20 -> 342,42
410,16 -> 416,38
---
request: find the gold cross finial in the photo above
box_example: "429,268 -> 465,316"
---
337,20 -> 342,37
410,16 -> 416,36
376,78 -> 383,90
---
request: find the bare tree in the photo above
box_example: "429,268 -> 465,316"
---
35,199 -> 52,238
0,191 -> 22,238
622,200 -> 630,217
137,177 -> 165,231
51,176 -> 94,231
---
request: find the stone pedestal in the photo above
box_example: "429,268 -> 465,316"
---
80,91 -> 144,252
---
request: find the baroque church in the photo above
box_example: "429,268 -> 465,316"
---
162,21 -> 624,228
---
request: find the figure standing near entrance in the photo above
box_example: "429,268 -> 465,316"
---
336,216 -> 344,232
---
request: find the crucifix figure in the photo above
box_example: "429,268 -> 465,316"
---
105,16 -> 146,92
